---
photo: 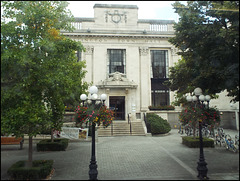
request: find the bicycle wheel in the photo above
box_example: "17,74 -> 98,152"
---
196,129 -> 199,137
235,135 -> 239,150
232,147 -> 237,153
205,130 -> 210,138
189,128 -> 193,136
185,127 -> 189,136
220,138 -> 225,147
232,143 -> 237,153
225,134 -> 232,150
215,137 -> 220,146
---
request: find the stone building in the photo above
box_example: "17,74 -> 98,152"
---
61,4 -> 239,131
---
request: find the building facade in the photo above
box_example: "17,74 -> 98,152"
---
61,4 -> 239,130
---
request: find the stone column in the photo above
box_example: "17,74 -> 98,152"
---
85,46 -> 94,83
139,47 -> 151,111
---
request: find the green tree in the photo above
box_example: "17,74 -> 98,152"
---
166,1 -> 239,103
1,1 -> 88,167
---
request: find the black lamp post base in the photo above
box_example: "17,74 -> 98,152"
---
89,160 -> 98,180
197,161 -> 208,180
89,123 -> 98,180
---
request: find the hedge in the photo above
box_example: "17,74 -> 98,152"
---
7,160 -> 53,180
37,138 -> 69,151
182,136 -> 214,148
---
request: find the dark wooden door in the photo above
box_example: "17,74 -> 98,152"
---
109,96 -> 125,120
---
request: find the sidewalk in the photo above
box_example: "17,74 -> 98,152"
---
1,129 -> 239,180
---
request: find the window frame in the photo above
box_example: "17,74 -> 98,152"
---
107,49 -> 126,75
75,50 -> 82,62
151,78 -> 170,106
150,50 -> 168,79
150,49 -> 170,107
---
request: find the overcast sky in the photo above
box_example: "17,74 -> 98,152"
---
67,1 -> 187,22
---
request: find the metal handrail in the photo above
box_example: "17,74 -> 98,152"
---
111,122 -> 113,136
143,113 -> 151,133
128,113 -> 132,135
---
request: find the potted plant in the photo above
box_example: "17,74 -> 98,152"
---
75,105 -> 114,128
179,104 -> 221,147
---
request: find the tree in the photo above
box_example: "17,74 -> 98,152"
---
1,1 -> 88,167
166,1 -> 239,103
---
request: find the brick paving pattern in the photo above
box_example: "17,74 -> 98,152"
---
1,129 -> 239,180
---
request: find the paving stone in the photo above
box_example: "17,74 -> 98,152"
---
1,129 -> 239,180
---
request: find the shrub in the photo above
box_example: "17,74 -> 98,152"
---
146,113 -> 159,120
37,138 -> 69,151
7,160 -> 53,180
146,113 -> 171,134
182,136 -> 214,148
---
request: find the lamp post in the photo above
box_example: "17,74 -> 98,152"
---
80,86 -> 107,180
186,87 -> 211,180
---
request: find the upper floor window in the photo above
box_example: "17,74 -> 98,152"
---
75,50 -> 82,62
150,50 -> 168,78
107,49 -> 126,74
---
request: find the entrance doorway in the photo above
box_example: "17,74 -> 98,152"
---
109,96 -> 125,120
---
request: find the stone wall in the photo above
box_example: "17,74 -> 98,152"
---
219,111 -> 237,130
145,110 -> 239,130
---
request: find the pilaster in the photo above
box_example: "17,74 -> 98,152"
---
139,47 -> 151,111
85,46 -> 94,83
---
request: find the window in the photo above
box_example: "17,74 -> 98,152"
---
75,50 -> 82,62
151,79 -> 169,106
150,50 -> 169,106
107,49 -> 126,74
151,89 -> 169,106
150,50 -> 168,78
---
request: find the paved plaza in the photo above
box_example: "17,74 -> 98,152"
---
1,129 -> 239,180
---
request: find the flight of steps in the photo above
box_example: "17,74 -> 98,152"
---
98,121 -> 146,136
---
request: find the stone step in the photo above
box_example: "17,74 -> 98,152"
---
98,121 -> 145,136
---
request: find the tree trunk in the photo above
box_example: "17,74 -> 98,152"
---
26,136 -> 33,167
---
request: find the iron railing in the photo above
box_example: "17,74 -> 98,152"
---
111,122 -> 113,136
128,113 -> 132,135
143,113 -> 151,133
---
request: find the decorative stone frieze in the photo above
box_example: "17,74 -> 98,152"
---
68,34 -> 171,44
105,10 -> 127,24
85,46 -> 94,55
97,72 -> 137,89
171,46 -> 178,56
139,47 -> 149,56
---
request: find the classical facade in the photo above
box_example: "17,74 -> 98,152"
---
61,4 -> 239,130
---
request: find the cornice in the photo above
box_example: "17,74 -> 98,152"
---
61,32 -> 174,39
138,19 -> 175,24
93,4 -> 138,9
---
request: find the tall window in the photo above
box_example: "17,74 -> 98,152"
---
151,50 -> 168,78
75,50 -> 82,62
107,49 -> 126,74
150,50 -> 169,106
